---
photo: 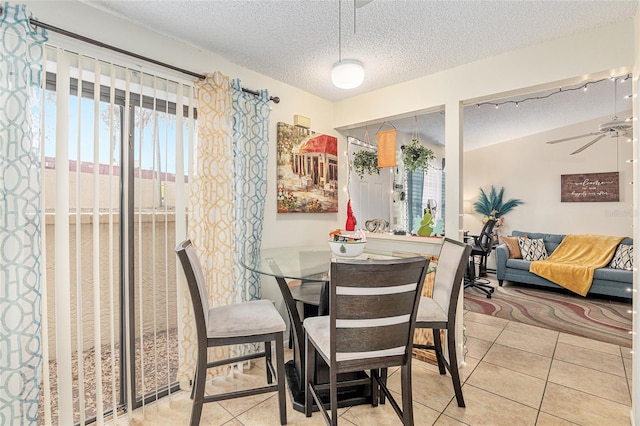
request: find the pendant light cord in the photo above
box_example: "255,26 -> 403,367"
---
338,0 -> 342,63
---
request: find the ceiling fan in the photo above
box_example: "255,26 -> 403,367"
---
546,116 -> 632,155
546,77 -> 632,155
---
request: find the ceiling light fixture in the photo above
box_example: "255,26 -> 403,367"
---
332,0 -> 364,89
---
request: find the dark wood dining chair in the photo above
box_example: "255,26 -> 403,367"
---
176,240 -> 287,425
413,238 -> 472,407
304,256 -> 429,425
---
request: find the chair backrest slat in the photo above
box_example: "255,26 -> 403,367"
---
330,257 -> 428,359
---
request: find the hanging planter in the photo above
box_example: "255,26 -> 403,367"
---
352,150 -> 380,179
402,138 -> 435,173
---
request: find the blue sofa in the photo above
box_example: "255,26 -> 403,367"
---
495,231 -> 633,300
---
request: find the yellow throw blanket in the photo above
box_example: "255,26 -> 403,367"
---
530,234 -> 624,296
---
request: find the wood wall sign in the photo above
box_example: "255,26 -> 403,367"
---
560,172 -> 619,202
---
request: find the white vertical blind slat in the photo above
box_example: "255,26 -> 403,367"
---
123,68 -> 134,420
92,57 -> 105,425
39,46 -> 53,426
135,69 -> 146,414
54,47 -> 74,426
108,63 -> 118,420
75,57 -> 87,425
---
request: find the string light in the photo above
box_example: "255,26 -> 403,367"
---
475,73 -> 632,109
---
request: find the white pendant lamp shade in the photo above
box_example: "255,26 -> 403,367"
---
331,59 -> 364,89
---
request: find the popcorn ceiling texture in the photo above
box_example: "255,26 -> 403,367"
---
85,1 -> 637,102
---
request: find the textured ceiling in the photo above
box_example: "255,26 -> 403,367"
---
81,0 -> 637,150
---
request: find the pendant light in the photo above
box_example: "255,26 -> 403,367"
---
331,0 -> 364,89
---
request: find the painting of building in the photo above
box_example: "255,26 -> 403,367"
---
277,122 -> 338,213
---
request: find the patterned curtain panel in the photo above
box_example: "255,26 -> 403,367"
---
179,72 -> 235,385
231,79 -> 270,303
0,4 -> 47,425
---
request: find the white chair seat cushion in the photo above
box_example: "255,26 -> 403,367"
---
416,297 -> 447,323
304,316 -> 405,361
207,299 -> 285,338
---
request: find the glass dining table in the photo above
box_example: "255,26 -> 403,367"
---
240,245 -> 403,413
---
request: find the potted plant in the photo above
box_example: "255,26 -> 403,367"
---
402,138 -> 435,173
473,185 -> 523,225
352,150 -> 380,179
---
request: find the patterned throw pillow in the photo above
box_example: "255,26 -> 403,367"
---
609,244 -> 633,270
500,235 -> 527,259
518,237 -> 548,261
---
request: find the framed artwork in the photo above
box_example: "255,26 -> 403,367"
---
560,171 -> 619,202
277,122 -> 338,213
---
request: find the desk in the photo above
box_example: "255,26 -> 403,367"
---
241,246 -> 400,412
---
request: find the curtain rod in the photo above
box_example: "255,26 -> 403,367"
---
2,7 -> 281,103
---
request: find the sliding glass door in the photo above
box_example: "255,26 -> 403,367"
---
39,48 -> 194,425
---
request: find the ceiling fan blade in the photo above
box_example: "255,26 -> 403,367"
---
570,134 -> 607,155
546,132 -> 602,145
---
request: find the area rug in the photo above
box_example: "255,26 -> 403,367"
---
464,281 -> 632,348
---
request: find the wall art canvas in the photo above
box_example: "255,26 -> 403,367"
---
561,171 -> 619,202
277,122 -> 338,213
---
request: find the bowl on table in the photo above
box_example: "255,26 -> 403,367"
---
328,239 -> 367,258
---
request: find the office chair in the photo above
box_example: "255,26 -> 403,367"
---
176,240 -> 287,426
304,257 -> 429,425
464,219 -> 497,299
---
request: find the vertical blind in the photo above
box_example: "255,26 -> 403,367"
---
38,45 -> 195,424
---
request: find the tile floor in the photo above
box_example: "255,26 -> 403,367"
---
119,310 -> 633,425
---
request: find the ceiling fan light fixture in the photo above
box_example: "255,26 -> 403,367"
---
332,59 -> 364,89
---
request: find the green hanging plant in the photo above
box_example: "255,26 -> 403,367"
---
402,139 -> 435,173
473,185 -> 524,219
352,150 -> 380,179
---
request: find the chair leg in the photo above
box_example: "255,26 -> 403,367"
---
447,328 -> 465,408
371,369 -> 379,407
304,336 -> 314,417
379,367 -> 388,405
401,362 -> 414,426
265,340 -> 273,384
275,334 -> 287,425
330,370 -> 338,426
190,350 -> 207,426
432,329 -> 446,375
190,364 -> 197,400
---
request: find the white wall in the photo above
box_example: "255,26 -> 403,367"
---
463,113 -> 634,237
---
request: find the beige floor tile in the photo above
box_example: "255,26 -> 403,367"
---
433,414 -> 470,425
413,354 -> 479,384
540,382 -> 631,426
482,343 -> 552,380
341,393 -> 440,426
465,362 -> 546,408
495,329 -> 557,357
621,346 -> 633,360
209,371 -> 277,416
387,361 -> 456,412
464,311 -> 509,329
554,342 -> 625,377
236,392 -> 316,426
548,359 -> 631,405
535,411 -> 579,425
464,321 -> 504,342
444,384 -> 538,426
557,333 -> 621,355
504,321 -> 560,342
459,356 -> 480,382
623,355 -> 632,378
464,336 -> 493,360
128,391 -> 233,425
